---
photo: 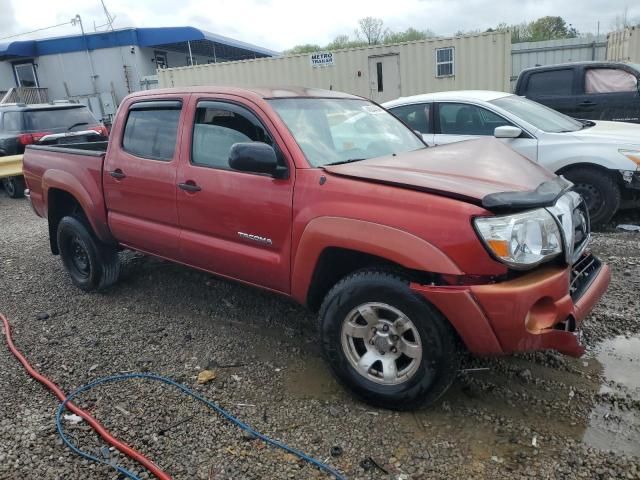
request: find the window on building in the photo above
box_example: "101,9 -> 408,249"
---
438,102 -> 511,135
154,51 -> 168,69
191,101 -> 275,170
122,102 -> 182,161
585,68 -> 638,93
376,62 -> 384,92
13,62 -> 38,87
525,69 -> 574,96
390,103 -> 432,134
435,47 -> 454,77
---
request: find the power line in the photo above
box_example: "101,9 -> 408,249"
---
0,21 -> 73,41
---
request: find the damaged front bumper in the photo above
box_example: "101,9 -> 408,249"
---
411,254 -> 611,357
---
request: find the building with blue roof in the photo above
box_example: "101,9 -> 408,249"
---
0,26 -> 278,120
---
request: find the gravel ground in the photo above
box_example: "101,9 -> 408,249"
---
1,190 -> 639,480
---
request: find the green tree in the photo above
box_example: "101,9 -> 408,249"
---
528,16 -> 577,40
285,43 -> 322,54
326,34 -> 367,50
384,27 -> 435,43
506,16 -> 578,43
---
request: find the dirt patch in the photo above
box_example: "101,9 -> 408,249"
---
1,192 -> 639,479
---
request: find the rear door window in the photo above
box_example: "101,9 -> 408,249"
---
122,101 -> 182,161
390,103 -> 432,134
526,69 -> 574,96
585,68 -> 638,93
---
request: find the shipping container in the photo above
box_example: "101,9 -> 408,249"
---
158,31 -> 511,102
607,26 -> 640,63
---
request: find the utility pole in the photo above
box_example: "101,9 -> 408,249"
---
71,14 -> 98,94
100,0 -> 116,31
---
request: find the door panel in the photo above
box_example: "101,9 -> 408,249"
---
575,67 -> 640,122
368,55 -> 400,103
103,99 -> 185,259
177,98 -> 294,293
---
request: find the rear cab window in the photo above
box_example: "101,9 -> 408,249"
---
122,101 -> 182,161
525,69 -> 574,96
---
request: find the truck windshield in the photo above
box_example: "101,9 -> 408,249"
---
491,95 -> 583,133
268,98 -> 425,167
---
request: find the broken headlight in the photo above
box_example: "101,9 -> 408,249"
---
474,209 -> 562,269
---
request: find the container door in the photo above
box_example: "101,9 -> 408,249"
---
369,55 -> 401,103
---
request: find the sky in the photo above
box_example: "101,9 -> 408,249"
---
1,0 -> 639,51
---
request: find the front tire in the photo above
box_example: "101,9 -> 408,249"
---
57,216 -> 120,292
2,176 -> 25,199
562,168 -> 620,226
319,270 -> 460,410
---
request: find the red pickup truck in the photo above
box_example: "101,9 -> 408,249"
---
22,87 -> 610,409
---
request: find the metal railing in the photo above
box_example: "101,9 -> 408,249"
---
0,87 -> 49,105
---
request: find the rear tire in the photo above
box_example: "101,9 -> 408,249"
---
57,215 -> 120,292
562,167 -> 620,226
2,176 -> 25,199
319,269 -> 460,410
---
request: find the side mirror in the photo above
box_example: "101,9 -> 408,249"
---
228,142 -> 287,178
494,125 -> 523,139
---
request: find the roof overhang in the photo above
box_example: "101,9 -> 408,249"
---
0,40 -> 37,61
0,27 -> 278,61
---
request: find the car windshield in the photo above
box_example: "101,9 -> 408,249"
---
491,95 -> 583,133
23,107 -> 98,132
268,98 -> 425,167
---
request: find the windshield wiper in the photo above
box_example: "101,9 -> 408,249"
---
67,122 -> 89,131
578,119 -> 596,129
324,158 -> 366,166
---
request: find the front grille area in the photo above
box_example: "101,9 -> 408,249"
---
547,191 -> 590,265
570,253 -> 601,301
571,200 -> 590,261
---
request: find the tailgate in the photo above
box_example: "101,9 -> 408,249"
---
0,155 -> 23,180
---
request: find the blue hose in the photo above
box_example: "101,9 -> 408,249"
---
56,373 -> 347,480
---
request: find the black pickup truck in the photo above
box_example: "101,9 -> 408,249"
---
514,61 -> 640,123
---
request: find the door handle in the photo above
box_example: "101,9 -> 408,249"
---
178,181 -> 201,193
579,101 -> 596,107
109,169 -> 126,180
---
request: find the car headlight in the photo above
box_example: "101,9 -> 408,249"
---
474,209 -> 562,269
619,149 -> 640,167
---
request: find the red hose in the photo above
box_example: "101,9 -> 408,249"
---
1,313 -> 172,480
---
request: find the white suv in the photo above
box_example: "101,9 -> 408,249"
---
384,91 -> 640,224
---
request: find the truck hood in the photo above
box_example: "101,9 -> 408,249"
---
323,137 -> 558,207
571,120 -> 640,147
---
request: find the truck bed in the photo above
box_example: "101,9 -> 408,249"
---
22,142 -> 112,242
